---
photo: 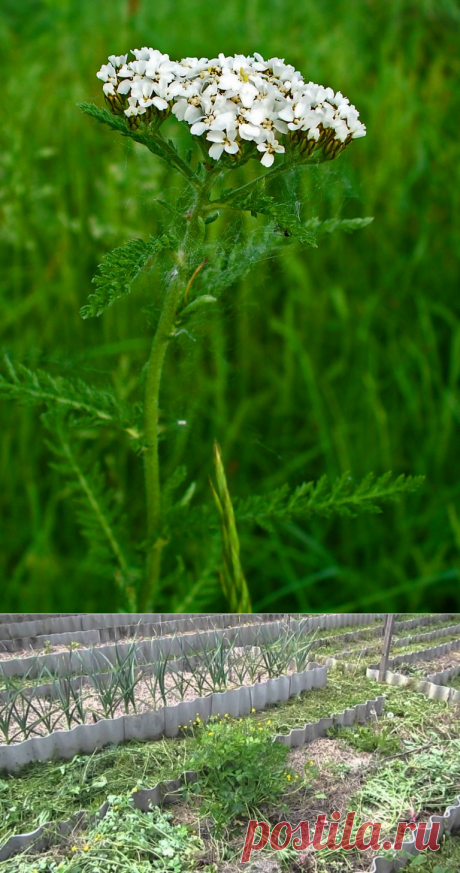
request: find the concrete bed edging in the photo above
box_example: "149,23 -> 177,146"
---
0,692 -> 385,862
3,686 -> 458,873
0,626 -> 410,705
312,613 -> 456,649
0,613 -> 275,645
367,636 -> 460,675
307,614 -> 459,661
0,613 -> 285,654
323,640 -> 460,676
366,639 -> 460,703
0,662 -> 328,772
0,619 -> 287,679
0,650 -> 210,705
426,662 -> 460,688
0,615 -> 334,656
0,611 -> 386,646
0,614 -> 387,680
321,625 -> 460,673
3,614 -> 454,695
0,612 -> 451,651
0,614 -> 203,640
370,795 -> 460,873
0,615 -> 80,626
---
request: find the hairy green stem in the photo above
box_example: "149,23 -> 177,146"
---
139,172 -> 217,610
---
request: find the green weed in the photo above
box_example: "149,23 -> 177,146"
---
183,715 -> 294,834
0,793 -> 203,872
327,722 -> 401,756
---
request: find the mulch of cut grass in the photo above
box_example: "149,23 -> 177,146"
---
2,667 -> 459,846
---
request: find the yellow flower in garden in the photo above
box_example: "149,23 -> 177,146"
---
251,708 -> 256,712
132,787 -> 139,793
267,720 -> 272,725
71,846 -> 77,852
83,845 -> 90,851
208,731 -> 213,736
286,774 -> 292,781
225,713 -> 229,718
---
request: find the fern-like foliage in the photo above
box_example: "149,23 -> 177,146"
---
218,184 -> 373,246
303,216 -> 374,235
82,233 -> 175,319
164,539 -> 223,612
0,355 -> 142,442
219,184 -> 317,246
78,103 -> 196,181
47,422 -> 140,608
166,471 -> 424,538
233,472 -> 425,532
178,232 -> 284,312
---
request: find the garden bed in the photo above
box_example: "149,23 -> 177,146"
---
1,677 -> 459,873
1,614 -> 459,873
322,630 -> 460,672
0,613 -> 392,679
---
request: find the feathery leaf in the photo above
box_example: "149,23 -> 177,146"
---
233,471 -> 425,531
0,355 -> 142,441
81,233 -> 175,319
47,423 -> 140,608
304,216 -> 374,235
221,184 -> 317,244
78,103 -> 197,181
218,184 -> 373,244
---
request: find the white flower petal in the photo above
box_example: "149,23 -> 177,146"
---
117,80 -> 131,95
206,130 -> 225,143
209,143 -> 224,160
260,151 -> 274,167
273,119 -> 288,134
184,104 -> 202,123
152,96 -> 168,111
239,123 -> 261,141
97,48 -> 365,154
172,99 -> 188,121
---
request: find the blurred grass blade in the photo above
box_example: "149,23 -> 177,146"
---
210,441 -> 252,614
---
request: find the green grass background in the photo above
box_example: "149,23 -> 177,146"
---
1,0 -> 459,612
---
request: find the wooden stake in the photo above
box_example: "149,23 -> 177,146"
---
378,613 -> 395,681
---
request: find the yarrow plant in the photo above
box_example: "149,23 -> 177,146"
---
0,45 -> 424,611
97,49 -> 366,166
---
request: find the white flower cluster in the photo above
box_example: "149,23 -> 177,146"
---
97,48 -> 366,168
